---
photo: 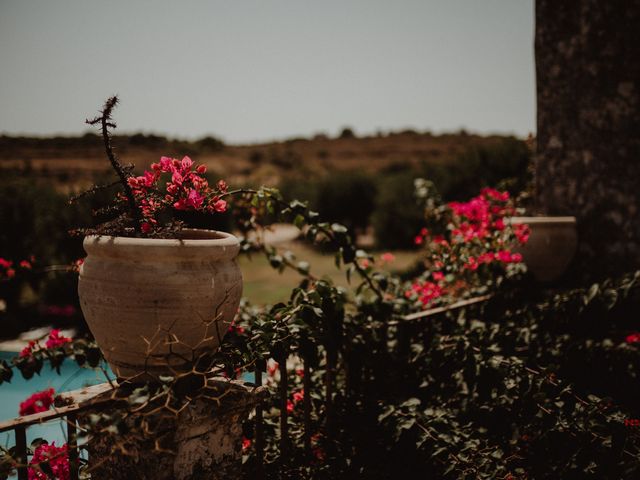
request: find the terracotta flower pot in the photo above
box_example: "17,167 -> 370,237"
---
78,229 -> 243,379
509,216 -> 577,282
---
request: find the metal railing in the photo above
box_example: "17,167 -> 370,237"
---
1,294 -> 491,479
0,383 -> 113,480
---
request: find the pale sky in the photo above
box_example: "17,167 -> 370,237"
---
0,0 -> 535,144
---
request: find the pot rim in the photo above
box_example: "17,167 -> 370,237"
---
82,228 -> 240,260
508,216 -> 576,225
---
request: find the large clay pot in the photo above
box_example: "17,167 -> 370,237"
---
509,216 -> 577,282
78,229 -> 242,379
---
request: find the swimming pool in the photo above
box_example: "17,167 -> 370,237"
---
0,350 -> 114,465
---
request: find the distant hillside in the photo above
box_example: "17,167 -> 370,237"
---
0,130 -> 523,190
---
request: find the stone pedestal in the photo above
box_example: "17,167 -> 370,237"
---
83,378 -> 265,480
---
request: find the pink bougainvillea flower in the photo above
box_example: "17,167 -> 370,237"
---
414,235 -> 424,245
242,437 -> 252,451
19,388 -> 56,416
227,324 -> 245,335
186,189 -> 204,209
212,199 -> 227,213
464,256 -> 479,271
406,280 -> 444,308
28,442 -> 69,480
196,164 -> 207,174
477,252 -> 495,265
20,340 -> 38,358
514,223 -> 531,244
496,250 -> 522,264
45,329 -> 72,349
19,260 -> 32,269
159,156 -> 174,172
180,156 -> 193,171
432,271 -> 444,281
625,332 -> 640,344
380,252 -> 395,263
267,361 -> 279,377
481,187 -> 509,202
171,171 -> 184,186
286,400 -> 294,413
0,258 -> 11,269
292,389 -> 305,404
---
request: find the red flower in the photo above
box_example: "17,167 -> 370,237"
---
496,250 -> 522,264
514,223 -> 531,244
19,388 -> 56,416
267,361 -> 279,377
227,324 -> 245,335
626,332 -> 640,344
28,442 -> 69,480
481,187 -> 509,202
292,389 -> 304,403
464,257 -> 479,271
180,156 -> 193,171
380,252 -> 395,263
286,400 -> 294,413
20,340 -> 38,358
212,199 -> 227,213
45,330 -> 72,349
407,280 -> 444,308
242,437 -> 252,451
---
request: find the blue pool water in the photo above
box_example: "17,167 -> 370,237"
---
0,351 -> 255,448
0,351 -> 114,457
0,350 -> 255,478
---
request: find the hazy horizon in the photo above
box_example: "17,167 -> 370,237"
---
0,0 -> 535,144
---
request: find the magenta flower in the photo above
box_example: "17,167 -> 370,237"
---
19,388 -> 55,416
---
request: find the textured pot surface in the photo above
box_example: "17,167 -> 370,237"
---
78,229 -> 242,379
510,217 -> 577,282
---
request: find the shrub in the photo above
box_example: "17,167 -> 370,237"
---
371,173 -> 425,249
315,172 -> 376,233
426,137 -> 531,201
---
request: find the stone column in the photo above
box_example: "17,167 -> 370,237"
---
83,378 -> 265,480
535,0 -> 640,277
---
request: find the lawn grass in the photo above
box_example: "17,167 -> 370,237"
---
238,241 -> 419,305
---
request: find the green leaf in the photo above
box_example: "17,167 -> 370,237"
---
293,214 -> 305,229
584,284 -> 599,304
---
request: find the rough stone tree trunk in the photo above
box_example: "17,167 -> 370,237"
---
535,0 -> 640,277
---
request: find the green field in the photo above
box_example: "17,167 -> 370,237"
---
238,241 -> 419,305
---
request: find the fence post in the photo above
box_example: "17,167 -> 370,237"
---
278,349 -> 289,456
67,413 -> 79,480
254,359 -> 265,479
15,425 -> 27,480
